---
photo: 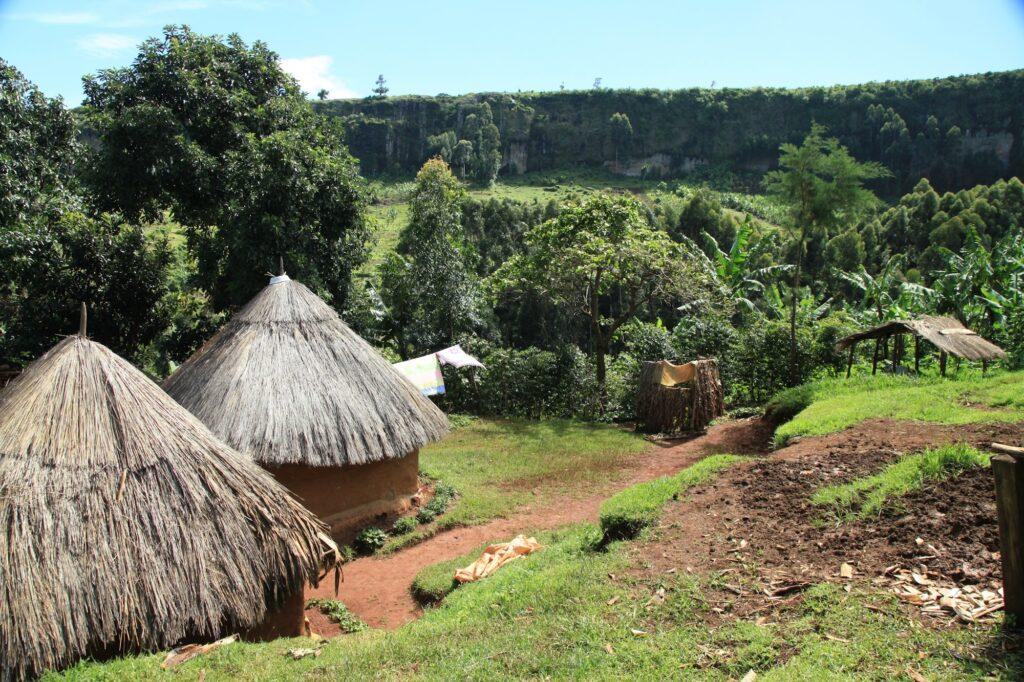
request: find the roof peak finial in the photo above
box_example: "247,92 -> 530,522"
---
278,255 -> 285,277
78,302 -> 87,338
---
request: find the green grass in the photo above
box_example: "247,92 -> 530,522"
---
774,371 -> 1024,443
599,454 -> 748,540
811,444 -> 989,520
418,418 -> 650,528
55,521 -> 1024,680
304,599 -> 367,634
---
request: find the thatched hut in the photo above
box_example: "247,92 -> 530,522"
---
0,318 -> 338,680
163,272 -> 450,536
636,359 -> 724,434
835,315 -> 1006,376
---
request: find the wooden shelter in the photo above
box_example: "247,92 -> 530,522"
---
163,271 -> 450,537
0,312 -> 338,680
835,315 -> 1007,377
636,359 -> 724,434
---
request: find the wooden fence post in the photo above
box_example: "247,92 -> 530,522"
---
846,342 -> 856,378
914,336 -> 921,374
940,351 -> 948,377
872,338 -> 881,375
993,448 -> 1024,625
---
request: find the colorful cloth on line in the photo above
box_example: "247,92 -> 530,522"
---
436,344 -> 485,369
393,354 -> 445,396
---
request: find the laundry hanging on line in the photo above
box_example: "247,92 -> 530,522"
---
393,345 -> 485,396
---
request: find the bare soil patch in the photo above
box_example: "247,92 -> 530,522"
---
631,418 -> 1022,619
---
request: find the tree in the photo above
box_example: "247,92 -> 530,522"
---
593,77 -> 602,89
764,124 -> 889,384
373,74 -> 389,98
0,213 -> 172,365
608,112 -> 633,165
317,88 -> 329,100
83,26 -> 369,311
490,192 -> 707,409
380,159 -> 479,356
0,59 -> 81,228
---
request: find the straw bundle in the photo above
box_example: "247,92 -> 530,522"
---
163,277 -> 449,467
0,335 -> 337,680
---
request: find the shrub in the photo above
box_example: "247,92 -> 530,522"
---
392,516 -> 417,534
599,454 -> 746,541
729,316 -> 815,406
305,598 -> 367,633
416,507 -> 438,524
763,383 -> 816,426
354,527 -> 389,555
612,319 -> 676,361
433,480 -> 458,502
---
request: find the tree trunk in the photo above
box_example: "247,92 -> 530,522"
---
595,332 -> 608,416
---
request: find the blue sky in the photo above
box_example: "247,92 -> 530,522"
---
2,0 -> 1023,104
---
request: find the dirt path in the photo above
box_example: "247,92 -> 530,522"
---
305,417 -> 772,633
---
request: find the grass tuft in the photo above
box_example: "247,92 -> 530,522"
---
811,443 -> 989,519
599,454 -> 747,541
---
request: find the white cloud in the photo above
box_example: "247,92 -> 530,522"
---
21,11 -> 98,24
280,55 -> 358,99
77,33 -> 137,57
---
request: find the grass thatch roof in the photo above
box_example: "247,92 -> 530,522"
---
163,276 -> 449,468
835,315 -> 1007,361
0,334 -> 337,680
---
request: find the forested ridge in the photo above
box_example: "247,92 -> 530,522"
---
321,69 -> 1024,194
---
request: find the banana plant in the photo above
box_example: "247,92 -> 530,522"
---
837,254 -> 934,322
696,220 -> 792,314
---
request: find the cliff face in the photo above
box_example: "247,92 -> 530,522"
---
319,70 -> 1024,192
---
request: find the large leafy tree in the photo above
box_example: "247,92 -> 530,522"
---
379,159 -> 480,357
490,192 -> 708,409
764,124 -> 889,384
83,25 -> 369,310
0,59 -> 81,227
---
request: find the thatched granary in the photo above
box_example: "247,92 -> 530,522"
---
835,315 -> 1006,376
163,273 -> 450,536
0,326 -> 338,680
636,359 -> 724,434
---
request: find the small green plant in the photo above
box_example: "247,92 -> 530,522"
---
433,480 -> 458,502
353,527 -> 388,555
416,507 -> 437,524
339,544 -> 356,562
305,598 -> 367,634
392,516 -> 417,534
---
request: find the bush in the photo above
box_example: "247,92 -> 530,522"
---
603,353 -> 643,421
763,383 -> 816,426
392,516 -> 417,534
305,598 -> 367,633
612,319 -> 676,361
599,455 -> 746,541
729,316 -> 815,406
353,527 -> 389,555
416,507 -> 438,524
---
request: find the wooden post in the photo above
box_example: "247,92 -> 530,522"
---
78,302 -> 87,337
914,336 -> 921,374
846,342 -> 856,379
983,359 -> 989,375
872,338 -> 881,375
940,351 -> 947,377
993,449 -> 1024,626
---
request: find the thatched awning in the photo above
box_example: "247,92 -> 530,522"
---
163,275 -> 450,468
0,335 -> 337,680
835,315 -> 1006,362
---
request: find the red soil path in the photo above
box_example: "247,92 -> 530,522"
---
304,418 -> 772,633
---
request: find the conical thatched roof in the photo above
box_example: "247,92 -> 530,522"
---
163,276 -> 449,468
0,334 -> 337,681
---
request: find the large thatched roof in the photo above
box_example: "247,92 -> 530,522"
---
835,315 -> 1007,361
163,276 -> 449,468
0,334 -> 337,680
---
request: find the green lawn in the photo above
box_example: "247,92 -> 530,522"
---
774,371 -> 1024,443
56,471 -> 1023,680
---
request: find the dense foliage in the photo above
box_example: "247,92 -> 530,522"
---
321,70 -> 1024,194
83,25 -> 369,310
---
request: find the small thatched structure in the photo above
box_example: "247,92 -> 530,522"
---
636,359 -> 724,434
835,315 -> 1006,376
0,323 -> 338,680
164,272 -> 450,535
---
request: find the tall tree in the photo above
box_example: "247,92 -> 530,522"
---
764,124 -> 889,384
83,26 -> 369,310
490,192 -> 707,409
379,159 -> 479,357
317,88 -> 329,100
608,112 -> 633,165
373,74 -> 389,98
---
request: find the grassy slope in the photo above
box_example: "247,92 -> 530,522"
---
774,372 -> 1024,443
58,462 -> 1021,680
